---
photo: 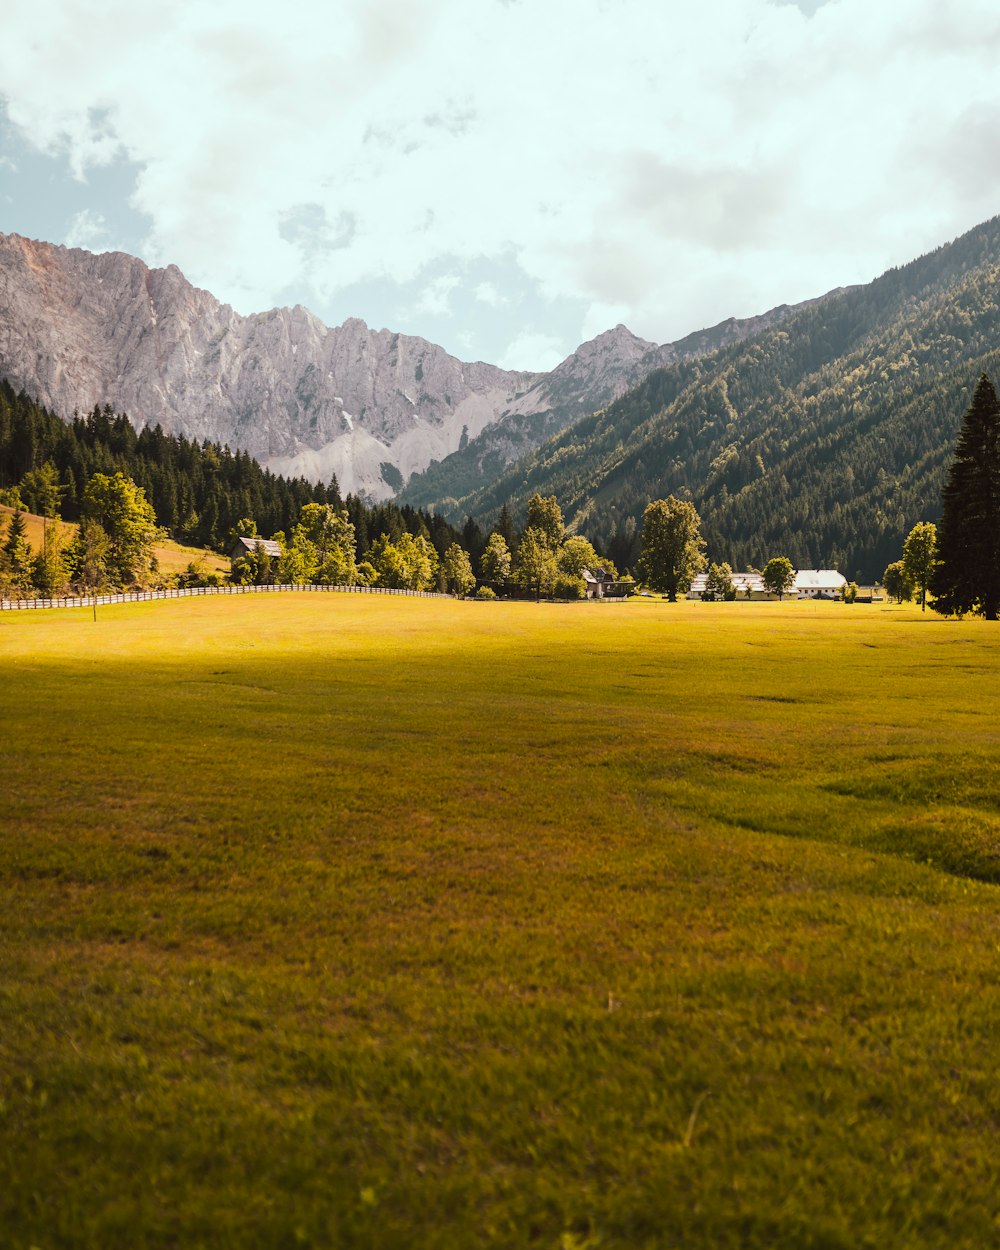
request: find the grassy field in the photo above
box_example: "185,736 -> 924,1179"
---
2,594 -> 1000,1249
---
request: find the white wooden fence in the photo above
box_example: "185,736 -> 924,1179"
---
0,583 -> 453,611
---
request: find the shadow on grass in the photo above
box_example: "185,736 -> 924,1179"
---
866,808 -> 1000,885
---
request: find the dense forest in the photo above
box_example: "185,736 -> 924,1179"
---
437,216 -> 1000,581
0,380 -> 473,563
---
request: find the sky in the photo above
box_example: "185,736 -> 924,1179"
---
2,0 -> 1000,372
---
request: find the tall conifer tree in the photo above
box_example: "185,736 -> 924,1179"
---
932,374 -> 1000,619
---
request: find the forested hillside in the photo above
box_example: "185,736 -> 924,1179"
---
449,216 -> 1000,581
0,381 -> 471,561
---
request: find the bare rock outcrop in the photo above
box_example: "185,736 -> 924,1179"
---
0,232 -> 851,505
0,233 -> 540,499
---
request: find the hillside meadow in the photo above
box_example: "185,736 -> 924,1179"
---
0,502 -> 230,580
2,594 -> 1000,1249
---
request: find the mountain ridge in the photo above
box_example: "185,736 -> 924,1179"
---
448,215 -> 1000,581
399,291 -> 852,511
0,231 -> 847,507
0,232 -> 541,500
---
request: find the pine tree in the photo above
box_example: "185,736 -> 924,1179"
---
3,509 -> 34,592
494,502 -> 517,552
931,374 -> 1000,619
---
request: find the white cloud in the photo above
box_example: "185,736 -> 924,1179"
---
2,0 -> 1000,362
64,208 -> 111,250
474,281 -> 506,308
497,330 -> 566,373
404,270 -> 463,319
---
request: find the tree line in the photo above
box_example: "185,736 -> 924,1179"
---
0,482 -> 625,601
0,381 -> 476,596
229,493 -> 624,599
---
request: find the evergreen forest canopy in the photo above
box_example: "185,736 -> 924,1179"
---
418,215 -> 1000,582
0,380 -> 473,568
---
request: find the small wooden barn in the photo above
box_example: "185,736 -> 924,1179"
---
229,536 -> 282,574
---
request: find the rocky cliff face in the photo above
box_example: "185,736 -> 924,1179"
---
0,232 -> 850,506
0,233 -> 541,499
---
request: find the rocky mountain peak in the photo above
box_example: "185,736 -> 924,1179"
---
0,231 -> 848,511
0,234 -> 538,500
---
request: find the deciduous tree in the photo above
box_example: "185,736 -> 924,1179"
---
883,560 -> 913,604
292,503 -> 357,585
480,532 -> 512,585
274,534 -> 311,585
903,521 -> 937,613
81,472 -> 160,588
636,497 -> 706,600
558,535 -> 607,578
525,493 -> 564,550
441,543 -> 476,596
369,532 -> 438,591
513,527 -> 559,596
231,539 -> 276,585
702,561 -> 736,602
762,556 -> 795,600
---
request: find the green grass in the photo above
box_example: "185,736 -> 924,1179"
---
2,595 -> 1000,1249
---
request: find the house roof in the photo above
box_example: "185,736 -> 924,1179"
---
689,568 -> 845,594
689,571 -> 764,592
792,569 -> 846,591
231,536 -> 282,558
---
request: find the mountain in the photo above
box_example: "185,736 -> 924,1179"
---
444,216 -> 1000,582
7,219 -> 996,582
400,296 -> 846,511
0,233 -> 540,500
0,232 -> 840,508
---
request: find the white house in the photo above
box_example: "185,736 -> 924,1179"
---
687,571 -> 764,600
791,569 -> 847,599
687,568 -> 846,601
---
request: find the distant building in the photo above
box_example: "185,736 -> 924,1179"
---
687,568 -> 847,601
229,536 -> 282,562
687,571 -> 764,600
581,567 -> 634,599
791,569 -> 847,599
581,567 -> 614,599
